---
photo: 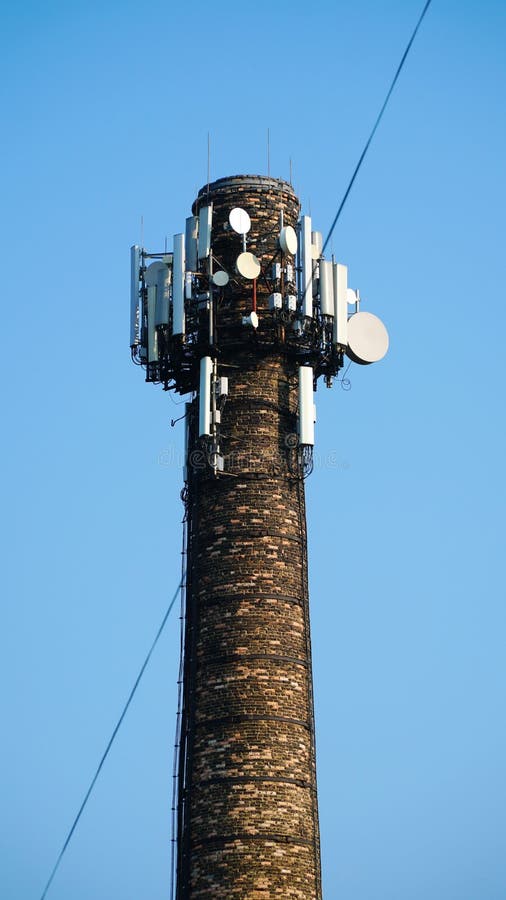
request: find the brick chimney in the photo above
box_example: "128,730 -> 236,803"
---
176,176 -> 322,899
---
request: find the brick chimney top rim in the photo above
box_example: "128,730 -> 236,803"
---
194,174 -> 297,206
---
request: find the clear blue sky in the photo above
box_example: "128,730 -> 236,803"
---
2,1 -> 505,898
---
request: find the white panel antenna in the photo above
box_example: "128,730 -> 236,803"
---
185,217 -> 198,271
172,233 -> 185,336
130,245 -> 141,347
198,205 -> 213,259
199,356 -> 213,436
319,260 -> 334,317
332,263 -> 348,348
300,215 -> 313,319
298,366 -> 315,446
311,231 -> 323,259
155,262 -> 171,326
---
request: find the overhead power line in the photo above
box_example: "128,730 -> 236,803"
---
322,0 -> 434,255
39,578 -> 184,900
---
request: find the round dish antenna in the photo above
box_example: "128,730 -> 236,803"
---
236,251 -> 261,280
213,270 -> 229,287
346,311 -> 389,365
229,207 -> 251,235
242,310 -> 259,329
347,288 -> 358,306
279,225 -> 297,255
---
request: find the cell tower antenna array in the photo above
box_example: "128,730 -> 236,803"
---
130,173 -> 388,898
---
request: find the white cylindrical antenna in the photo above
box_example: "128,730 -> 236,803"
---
333,262 -> 348,348
172,233 -> 185,336
185,216 -> 198,272
199,356 -> 213,437
311,231 -> 323,259
198,204 -> 213,260
130,245 -> 141,347
300,215 -> 313,319
319,260 -> 334,317
298,365 -> 315,446
155,262 -> 171,326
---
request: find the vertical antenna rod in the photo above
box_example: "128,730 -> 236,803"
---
207,133 -> 210,198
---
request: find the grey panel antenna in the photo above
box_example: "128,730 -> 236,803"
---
155,262 -> 171,326
198,205 -> 212,259
130,245 -> 141,347
185,216 -> 198,271
172,234 -> 185,336
145,261 -> 163,363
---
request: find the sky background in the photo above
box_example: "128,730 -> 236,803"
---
2,0 -> 506,898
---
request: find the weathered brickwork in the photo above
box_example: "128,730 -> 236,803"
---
179,176 -> 321,899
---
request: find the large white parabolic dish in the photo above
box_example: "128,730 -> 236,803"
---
346,311 -> 389,365
236,251 -> 261,280
279,225 -> 298,256
229,207 -> 251,235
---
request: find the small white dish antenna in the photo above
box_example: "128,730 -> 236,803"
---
279,225 -> 297,256
346,311 -> 389,365
347,288 -> 358,306
242,310 -> 259,329
213,270 -> 229,287
236,251 -> 261,280
229,207 -> 251,235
